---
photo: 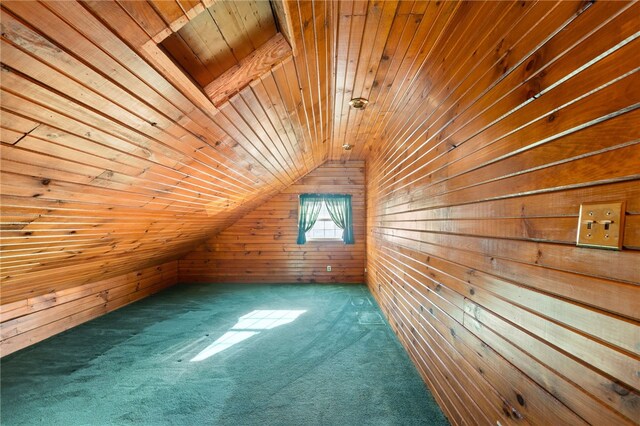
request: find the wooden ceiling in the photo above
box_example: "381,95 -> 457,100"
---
161,0 -> 277,87
0,0 -> 326,302
1,1 -> 619,302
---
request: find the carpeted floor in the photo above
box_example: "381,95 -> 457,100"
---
1,283 -> 449,425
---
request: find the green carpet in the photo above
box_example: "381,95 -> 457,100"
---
1,283 -> 449,425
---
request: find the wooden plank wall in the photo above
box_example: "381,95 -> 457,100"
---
0,0 -> 330,304
180,161 -> 365,283
1,261 -> 177,357
365,2 -> 640,426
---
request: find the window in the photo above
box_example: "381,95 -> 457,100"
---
306,202 -> 343,241
297,194 -> 354,244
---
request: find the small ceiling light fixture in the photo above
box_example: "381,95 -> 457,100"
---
349,97 -> 369,110
342,143 -> 353,151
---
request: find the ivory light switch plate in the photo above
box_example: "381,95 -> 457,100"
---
576,202 -> 625,250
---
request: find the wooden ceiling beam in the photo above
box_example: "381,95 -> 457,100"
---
204,33 -> 293,107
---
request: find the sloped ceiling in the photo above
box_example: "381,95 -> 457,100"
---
0,0 -> 469,302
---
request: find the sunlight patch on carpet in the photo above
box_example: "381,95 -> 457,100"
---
191,310 -> 306,362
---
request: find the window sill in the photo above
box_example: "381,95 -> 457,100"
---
306,238 -> 344,243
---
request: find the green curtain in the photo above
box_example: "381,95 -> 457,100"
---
323,194 -> 354,244
296,194 -> 324,244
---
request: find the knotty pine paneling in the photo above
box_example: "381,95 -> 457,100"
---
180,161 -> 365,283
1,261 -> 177,357
365,2 -> 640,426
0,0 -> 329,303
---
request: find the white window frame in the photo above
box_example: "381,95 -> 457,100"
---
305,201 -> 343,242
